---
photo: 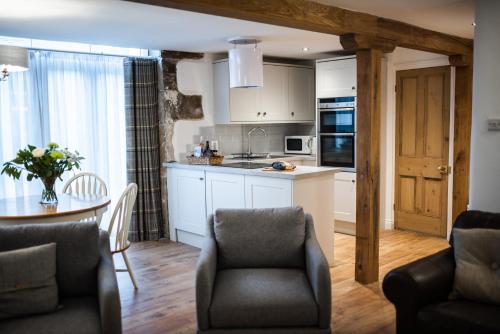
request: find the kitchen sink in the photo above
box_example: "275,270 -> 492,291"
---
220,162 -> 272,169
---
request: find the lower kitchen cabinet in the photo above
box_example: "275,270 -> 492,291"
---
206,172 -> 245,215
166,166 -> 336,265
167,168 -> 207,247
244,176 -> 292,209
334,172 -> 356,235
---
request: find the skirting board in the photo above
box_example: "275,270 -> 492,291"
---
335,219 -> 394,236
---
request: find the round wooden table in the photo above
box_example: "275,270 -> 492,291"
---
0,193 -> 111,225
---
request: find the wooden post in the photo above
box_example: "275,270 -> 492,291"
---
355,49 -> 383,283
450,55 -> 473,222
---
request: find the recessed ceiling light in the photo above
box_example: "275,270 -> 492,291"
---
472,22 -> 477,26
302,47 -> 309,52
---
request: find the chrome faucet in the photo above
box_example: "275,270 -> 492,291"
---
247,127 -> 267,155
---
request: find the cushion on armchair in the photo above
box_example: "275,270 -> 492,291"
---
214,207 -> 306,269
0,243 -> 58,320
451,228 -> 500,305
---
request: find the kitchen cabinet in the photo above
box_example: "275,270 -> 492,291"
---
166,164 -> 337,265
334,172 -> 356,223
244,176 -> 292,208
167,168 -> 207,242
316,57 -> 356,98
262,64 -> 289,121
214,60 -> 314,123
206,172 -> 245,215
288,66 -> 315,121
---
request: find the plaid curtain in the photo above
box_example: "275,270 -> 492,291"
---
124,58 -> 165,241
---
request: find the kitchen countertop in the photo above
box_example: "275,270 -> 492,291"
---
163,161 -> 340,180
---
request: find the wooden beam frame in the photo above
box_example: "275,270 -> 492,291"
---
450,56 -> 473,222
125,0 -> 472,56
354,48 -> 383,283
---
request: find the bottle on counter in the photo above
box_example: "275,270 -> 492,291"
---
203,140 -> 214,157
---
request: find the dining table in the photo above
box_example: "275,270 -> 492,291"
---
0,193 -> 111,225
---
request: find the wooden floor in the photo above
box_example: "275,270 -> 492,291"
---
116,230 -> 449,334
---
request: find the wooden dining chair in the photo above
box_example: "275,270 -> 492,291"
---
108,183 -> 139,289
63,172 -> 108,225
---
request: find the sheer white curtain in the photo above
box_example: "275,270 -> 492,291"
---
0,50 -> 127,201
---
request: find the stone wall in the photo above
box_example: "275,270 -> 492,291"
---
158,51 -> 205,239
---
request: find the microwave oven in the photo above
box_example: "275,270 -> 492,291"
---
285,136 -> 316,155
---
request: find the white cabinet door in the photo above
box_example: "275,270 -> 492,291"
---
167,168 -> 207,236
288,67 -> 315,121
262,64 -> 288,121
316,58 -> 357,98
334,172 -> 356,222
206,172 -> 245,215
245,176 -> 292,208
230,87 -> 262,122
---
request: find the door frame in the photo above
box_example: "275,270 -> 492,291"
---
383,55 -> 457,238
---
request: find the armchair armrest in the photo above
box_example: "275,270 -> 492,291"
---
97,230 -> 122,334
304,215 -> 331,329
196,216 -> 218,331
382,247 -> 454,334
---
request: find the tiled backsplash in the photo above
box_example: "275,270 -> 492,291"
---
188,123 -> 316,156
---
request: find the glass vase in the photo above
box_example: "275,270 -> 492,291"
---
40,177 -> 58,204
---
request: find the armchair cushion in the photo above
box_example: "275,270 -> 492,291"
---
0,297 -> 101,334
214,207 -> 306,269
417,300 -> 500,334
0,222 -> 100,298
451,228 -> 500,305
0,243 -> 58,320
209,268 -> 318,328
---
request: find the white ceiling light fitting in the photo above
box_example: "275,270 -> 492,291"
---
0,45 -> 29,81
228,37 -> 263,88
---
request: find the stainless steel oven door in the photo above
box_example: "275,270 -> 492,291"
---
319,108 -> 355,133
319,133 -> 355,170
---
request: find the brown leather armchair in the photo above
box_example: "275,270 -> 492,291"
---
383,211 -> 500,334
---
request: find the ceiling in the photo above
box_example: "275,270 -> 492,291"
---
0,0 -> 474,59
315,0 -> 475,38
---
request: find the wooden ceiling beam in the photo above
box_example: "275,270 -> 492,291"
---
340,34 -> 396,53
125,0 -> 473,56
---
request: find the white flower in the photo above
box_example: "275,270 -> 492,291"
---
32,147 -> 45,158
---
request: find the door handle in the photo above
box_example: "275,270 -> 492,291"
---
437,165 -> 451,175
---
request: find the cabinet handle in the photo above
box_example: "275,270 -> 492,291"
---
263,112 -> 267,116
257,112 -> 261,116
352,86 -> 356,90
199,177 -> 204,181
291,112 -> 295,116
351,180 -> 355,183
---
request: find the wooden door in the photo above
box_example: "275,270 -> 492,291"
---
395,66 -> 450,237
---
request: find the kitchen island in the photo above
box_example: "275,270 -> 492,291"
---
164,161 -> 340,265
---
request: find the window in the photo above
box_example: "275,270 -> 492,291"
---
0,50 -> 127,201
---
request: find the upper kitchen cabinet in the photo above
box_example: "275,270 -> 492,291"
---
316,57 -> 357,98
213,60 -> 314,124
288,66 -> 315,121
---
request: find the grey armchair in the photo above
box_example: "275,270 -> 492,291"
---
196,207 -> 332,333
0,222 -> 122,334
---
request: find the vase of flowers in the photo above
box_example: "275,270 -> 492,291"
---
1,143 -> 84,204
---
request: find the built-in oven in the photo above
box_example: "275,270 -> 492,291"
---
319,134 -> 355,170
318,96 -> 356,171
318,97 -> 356,133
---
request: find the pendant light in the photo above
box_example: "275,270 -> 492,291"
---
0,45 -> 29,81
228,38 -> 263,88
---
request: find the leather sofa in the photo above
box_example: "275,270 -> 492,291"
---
0,222 -> 122,334
196,207 -> 332,333
383,210 -> 500,334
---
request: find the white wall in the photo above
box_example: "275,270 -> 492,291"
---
380,48 -> 451,230
172,54 -> 216,161
469,0 -> 500,212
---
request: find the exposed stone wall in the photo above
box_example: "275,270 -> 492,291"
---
158,51 -> 204,239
